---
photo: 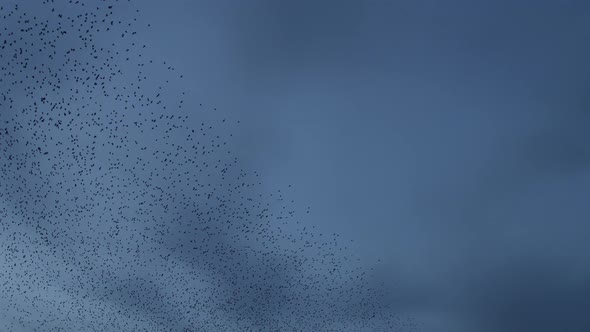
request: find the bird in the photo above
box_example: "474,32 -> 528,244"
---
0,1 -> 413,331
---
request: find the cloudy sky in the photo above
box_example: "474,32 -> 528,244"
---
2,0 -> 590,331
135,1 -> 590,330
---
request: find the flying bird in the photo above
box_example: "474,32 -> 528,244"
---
0,1 -> 413,331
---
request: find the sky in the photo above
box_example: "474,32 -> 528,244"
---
139,1 -> 590,330
1,0 -> 590,331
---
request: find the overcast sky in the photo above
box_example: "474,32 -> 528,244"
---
137,1 -> 590,330
2,0 -> 590,331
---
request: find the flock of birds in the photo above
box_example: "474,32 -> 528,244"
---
0,1 -> 415,331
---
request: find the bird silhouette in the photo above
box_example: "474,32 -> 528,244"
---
0,1 -> 414,331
